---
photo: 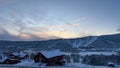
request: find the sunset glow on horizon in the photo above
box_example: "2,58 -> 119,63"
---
0,0 -> 120,41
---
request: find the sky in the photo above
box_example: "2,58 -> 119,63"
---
0,0 -> 120,41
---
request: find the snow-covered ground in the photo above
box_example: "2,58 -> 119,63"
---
62,51 -> 117,56
0,58 -> 119,68
0,63 -> 119,68
79,51 -> 117,56
61,51 -> 118,68
66,62 -> 117,68
0,50 -> 118,68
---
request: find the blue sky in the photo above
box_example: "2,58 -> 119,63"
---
0,0 -> 120,41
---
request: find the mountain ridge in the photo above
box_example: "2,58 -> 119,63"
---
0,33 -> 120,51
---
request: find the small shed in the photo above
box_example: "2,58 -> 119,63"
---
107,62 -> 115,67
34,50 -> 65,66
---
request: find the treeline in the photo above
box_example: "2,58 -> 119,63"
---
82,54 -> 120,66
63,53 -> 120,66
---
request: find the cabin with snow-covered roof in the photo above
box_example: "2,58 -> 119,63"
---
34,50 -> 65,66
0,54 -> 20,64
9,51 -> 28,60
0,54 -> 8,63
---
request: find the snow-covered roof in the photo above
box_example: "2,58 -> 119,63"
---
108,62 -> 115,65
12,51 -> 27,57
41,50 -> 64,58
0,54 -> 8,63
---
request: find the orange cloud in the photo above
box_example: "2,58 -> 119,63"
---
20,34 -> 31,39
32,30 -> 79,39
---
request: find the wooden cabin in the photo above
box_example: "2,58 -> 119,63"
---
34,50 -> 65,66
1,59 -> 20,64
0,54 -> 20,64
9,51 -> 28,60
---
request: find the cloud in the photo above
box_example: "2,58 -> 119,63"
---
0,28 -> 23,41
0,31 -> 47,41
0,26 -> 60,41
0,16 -> 88,41
116,26 -> 120,31
0,22 -> 90,41
38,30 -> 79,39
0,27 -> 92,41
66,22 -> 80,27
28,26 -> 49,32
19,34 -> 48,41
117,28 -> 120,31
0,10 -> 87,41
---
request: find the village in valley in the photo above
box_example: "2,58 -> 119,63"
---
0,50 -> 66,67
0,34 -> 120,68
0,45 -> 120,68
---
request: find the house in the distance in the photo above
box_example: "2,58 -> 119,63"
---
9,51 -> 29,60
0,54 -> 20,64
34,50 -> 65,66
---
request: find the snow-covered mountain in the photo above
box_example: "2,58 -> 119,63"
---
89,34 -> 120,48
0,33 -> 120,51
51,36 -> 98,48
52,33 -> 120,48
70,36 -> 98,48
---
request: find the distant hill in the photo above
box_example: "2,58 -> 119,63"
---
0,33 -> 120,51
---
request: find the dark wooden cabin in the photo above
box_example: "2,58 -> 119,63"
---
0,54 -> 20,64
34,50 -> 65,66
9,52 -> 28,60
1,59 -> 20,64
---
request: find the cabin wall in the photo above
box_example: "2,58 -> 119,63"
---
34,53 -> 47,62
45,56 -> 65,66
34,53 -> 65,66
